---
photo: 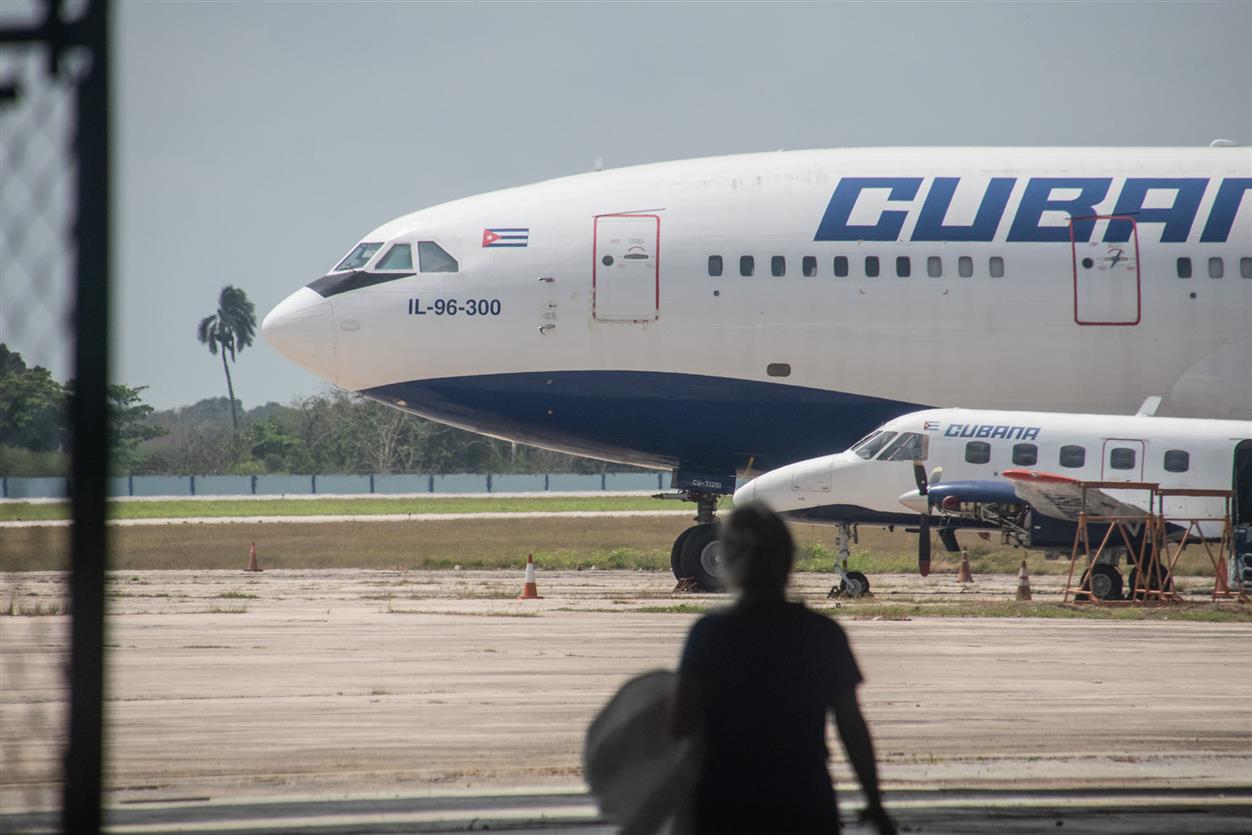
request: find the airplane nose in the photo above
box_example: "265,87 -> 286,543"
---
261,287 -> 338,384
733,480 -> 756,505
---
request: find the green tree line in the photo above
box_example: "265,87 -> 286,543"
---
1,344 -> 629,477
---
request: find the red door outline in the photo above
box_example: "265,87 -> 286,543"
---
1070,214 -> 1141,326
592,213 -> 660,321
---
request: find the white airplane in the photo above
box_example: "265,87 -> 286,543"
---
735,404 -> 1252,598
263,146 -> 1252,589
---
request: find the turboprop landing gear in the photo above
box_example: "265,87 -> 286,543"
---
828,523 -> 870,598
668,492 -> 726,592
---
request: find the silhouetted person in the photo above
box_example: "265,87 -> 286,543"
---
670,502 -> 895,834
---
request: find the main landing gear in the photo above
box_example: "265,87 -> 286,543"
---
828,522 -> 870,598
669,492 -> 726,592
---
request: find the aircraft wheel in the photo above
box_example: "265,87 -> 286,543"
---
839,571 -> 871,598
1127,566 -> 1173,601
1088,563 -> 1123,601
679,523 -> 725,592
671,526 -> 698,579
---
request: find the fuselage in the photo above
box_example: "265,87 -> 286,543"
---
735,407 -> 1252,541
263,147 -> 1252,487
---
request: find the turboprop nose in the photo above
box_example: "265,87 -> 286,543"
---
261,287 -> 338,384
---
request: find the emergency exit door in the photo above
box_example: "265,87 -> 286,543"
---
1071,215 -> 1141,326
593,214 -> 659,321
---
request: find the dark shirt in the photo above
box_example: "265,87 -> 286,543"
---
679,598 -> 862,833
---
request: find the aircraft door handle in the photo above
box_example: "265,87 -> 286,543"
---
538,276 -> 555,283
539,324 -> 555,335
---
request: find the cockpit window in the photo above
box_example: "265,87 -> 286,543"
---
878,432 -> 927,462
849,431 -> 881,453
376,243 -> 413,271
854,431 -> 896,460
418,241 -> 459,273
335,242 -> 382,271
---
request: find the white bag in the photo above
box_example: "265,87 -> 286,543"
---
583,670 -> 701,835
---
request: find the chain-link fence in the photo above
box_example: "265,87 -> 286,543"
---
1,1 -> 109,831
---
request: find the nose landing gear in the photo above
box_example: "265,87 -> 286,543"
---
828,522 -> 871,598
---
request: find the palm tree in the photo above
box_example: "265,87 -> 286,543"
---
197,285 -> 256,437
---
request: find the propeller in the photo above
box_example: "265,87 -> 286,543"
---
913,462 -> 932,577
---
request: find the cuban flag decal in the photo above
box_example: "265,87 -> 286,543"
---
923,420 -> 940,431
482,227 -> 529,248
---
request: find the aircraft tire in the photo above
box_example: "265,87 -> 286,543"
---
1088,563 -> 1124,601
679,523 -> 725,592
671,526 -> 699,579
840,571 -> 871,598
1127,566 -> 1173,601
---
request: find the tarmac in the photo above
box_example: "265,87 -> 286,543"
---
2,569 -> 1250,832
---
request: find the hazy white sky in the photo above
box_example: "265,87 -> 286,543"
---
6,1 -> 1252,409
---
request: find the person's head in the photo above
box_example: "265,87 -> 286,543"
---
720,501 -> 794,595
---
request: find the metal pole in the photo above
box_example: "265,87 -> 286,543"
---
64,0 -> 110,831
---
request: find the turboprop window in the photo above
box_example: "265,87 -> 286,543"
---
375,243 -> 413,271
927,256 -> 942,278
965,441 -> 991,464
708,256 -> 723,276
833,256 -> 849,277
1163,450 -> 1190,473
1176,257 -> 1192,278
1109,447 -> 1137,470
1208,257 -> 1223,279
1012,443 -> 1038,466
1059,445 -> 1086,468
334,242 -> 383,271
854,431 -> 896,460
418,241 -> 459,273
1242,257 -> 1252,278
879,432 -> 927,462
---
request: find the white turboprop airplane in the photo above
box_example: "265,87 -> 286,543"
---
735,404 -> 1252,597
263,146 -> 1252,589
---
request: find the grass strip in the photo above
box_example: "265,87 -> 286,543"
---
0,495 -> 678,522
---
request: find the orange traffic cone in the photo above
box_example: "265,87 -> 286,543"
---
1015,559 -> 1032,601
1215,557 -> 1231,597
245,542 -> 262,573
517,554 -> 543,599
957,549 -> 974,583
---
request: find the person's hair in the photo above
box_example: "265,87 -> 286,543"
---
719,501 -> 794,593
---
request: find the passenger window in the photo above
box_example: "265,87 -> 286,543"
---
865,256 -> 880,278
1241,257 -> 1252,278
958,256 -> 973,277
802,255 -> 817,277
1208,257 -> 1223,278
965,441 -> 991,465
771,255 -> 786,277
896,256 -> 911,277
1012,443 -> 1037,466
1059,445 -> 1086,468
708,255 -> 723,277
417,241 -> 458,273
740,256 -> 755,277
833,256 -> 849,277
375,243 -> 413,271
335,242 -> 383,271
927,256 -> 942,278
1163,449 -> 1190,473
1109,447 -> 1137,470
1176,257 -> 1192,278
989,256 -> 1004,278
